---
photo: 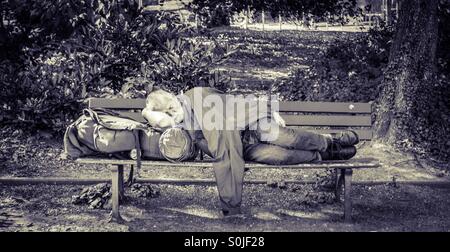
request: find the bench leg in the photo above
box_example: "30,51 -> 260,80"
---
110,165 -> 124,223
118,165 -> 125,200
127,164 -> 134,186
334,168 -> 344,202
343,169 -> 353,222
127,164 -> 141,185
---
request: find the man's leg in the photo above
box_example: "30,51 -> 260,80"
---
244,143 -> 321,165
255,120 -> 330,152
201,129 -> 245,215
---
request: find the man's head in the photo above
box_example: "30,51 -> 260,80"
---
145,89 -> 184,124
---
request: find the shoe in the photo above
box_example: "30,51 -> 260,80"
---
220,209 -> 246,219
330,130 -> 359,146
320,142 -> 357,160
222,208 -> 242,216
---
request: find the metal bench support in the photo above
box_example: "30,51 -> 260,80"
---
118,165 -> 125,200
343,168 -> 353,222
334,168 -> 344,202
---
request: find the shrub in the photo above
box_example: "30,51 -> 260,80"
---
0,0 -> 234,133
187,0 -> 235,28
272,24 -> 394,102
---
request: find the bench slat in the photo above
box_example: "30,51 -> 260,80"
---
88,98 -> 372,115
76,158 -> 381,169
279,101 -> 372,113
114,112 -> 374,137
88,98 -> 146,109
107,112 -> 374,139
282,114 -> 372,127
298,128 -> 373,140
87,98 -> 374,138
115,111 -> 147,122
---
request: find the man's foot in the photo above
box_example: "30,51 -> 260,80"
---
220,208 -> 246,219
330,130 -> 359,146
220,211 -> 246,219
320,142 -> 357,160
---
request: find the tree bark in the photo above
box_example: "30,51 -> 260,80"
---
375,0 -> 440,146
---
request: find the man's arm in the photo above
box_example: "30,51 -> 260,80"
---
142,108 -> 176,128
273,111 -> 286,127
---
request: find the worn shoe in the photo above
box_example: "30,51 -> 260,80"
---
220,209 -> 246,219
320,142 -> 357,160
222,207 -> 242,216
330,130 -> 359,146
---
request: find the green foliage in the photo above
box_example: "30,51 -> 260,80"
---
0,0 -> 234,133
265,0 -> 362,24
150,32 -> 236,93
272,25 -> 393,102
187,0 -> 362,27
187,0 -> 236,28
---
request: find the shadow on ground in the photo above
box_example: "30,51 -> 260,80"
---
1,182 -> 450,232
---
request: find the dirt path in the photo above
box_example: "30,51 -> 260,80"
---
210,27 -> 360,94
2,133 -> 449,232
1,133 -> 449,232
1,182 -> 450,232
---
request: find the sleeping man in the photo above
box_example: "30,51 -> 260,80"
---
142,87 -> 359,216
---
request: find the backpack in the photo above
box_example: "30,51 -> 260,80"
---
64,109 -> 190,161
64,108 -> 146,158
140,129 -> 166,160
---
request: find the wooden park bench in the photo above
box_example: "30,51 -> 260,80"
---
76,98 -> 381,222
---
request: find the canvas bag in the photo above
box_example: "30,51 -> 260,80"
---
64,108 -> 147,159
76,108 -> 145,153
158,127 -> 198,162
139,129 -> 165,160
82,109 -> 166,159
65,108 -> 188,161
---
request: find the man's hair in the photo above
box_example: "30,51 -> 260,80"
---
145,88 -> 176,111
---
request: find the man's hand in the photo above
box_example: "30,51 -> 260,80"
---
273,112 -> 286,127
142,108 -> 176,128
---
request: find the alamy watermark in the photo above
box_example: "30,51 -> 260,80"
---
177,88 -> 281,141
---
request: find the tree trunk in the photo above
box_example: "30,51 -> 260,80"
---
375,0 -> 440,147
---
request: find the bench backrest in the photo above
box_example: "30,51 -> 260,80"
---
87,98 -> 373,140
